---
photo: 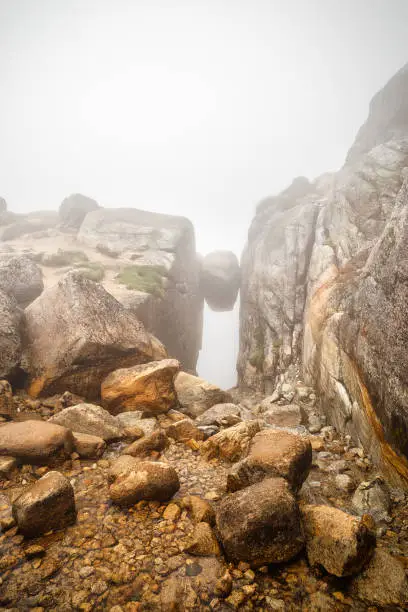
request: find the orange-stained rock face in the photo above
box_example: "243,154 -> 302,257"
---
101,359 -> 180,415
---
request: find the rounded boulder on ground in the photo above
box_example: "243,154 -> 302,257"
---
0,420 -> 74,463
109,460 -> 180,506
175,371 -> 233,418
59,193 -> 99,229
101,359 -> 180,416
301,505 -> 376,577
12,471 -> 77,537
49,403 -> 124,441
0,255 -> 44,307
216,477 -> 304,566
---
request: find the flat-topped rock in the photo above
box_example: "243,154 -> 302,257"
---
12,471 -> 76,537
0,420 -> 74,463
216,477 -> 304,566
227,428 -> 312,493
49,403 -> 124,441
101,359 -> 179,415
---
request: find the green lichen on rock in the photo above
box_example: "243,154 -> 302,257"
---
116,265 -> 167,298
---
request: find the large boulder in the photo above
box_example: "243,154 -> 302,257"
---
175,372 -> 233,418
101,359 -> 179,415
200,250 -> 240,311
0,420 -> 74,463
23,272 -> 165,399
351,549 -> 408,607
201,420 -> 261,462
12,471 -> 76,537
301,505 -> 376,577
0,255 -> 43,306
109,460 -> 180,506
0,290 -> 22,380
49,403 -> 124,441
227,428 -> 312,493
216,477 -> 304,565
59,193 -> 99,229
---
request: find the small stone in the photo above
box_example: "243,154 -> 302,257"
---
225,590 -> 247,609
124,430 -> 168,458
335,473 -> 354,492
79,566 -> 94,578
214,570 -> 233,597
163,503 -> 181,521
24,545 -> 46,559
185,522 -> 221,556
185,496 -> 215,525
352,477 -> 391,522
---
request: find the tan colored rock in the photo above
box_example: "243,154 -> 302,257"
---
175,371 -> 233,418
301,505 -> 376,577
0,456 -> 17,477
201,420 -> 261,462
216,477 -> 304,566
23,271 -> 165,399
185,522 -> 221,556
261,403 -> 303,428
0,379 -> 13,418
160,575 -> 199,611
163,503 -> 181,521
101,359 -> 180,415
0,420 -> 74,463
49,403 -> 123,441
227,428 -> 312,493
124,430 -> 168,458
109,460 -> 180,505
12,471 -> 76,537
108,455 -> 141,483
72,432 -> 106,459
185,495 -> 215,525
116,412 -> 158,437
195,403 -> 242,427
351,549 -> 408,607
166,419 -> 205,442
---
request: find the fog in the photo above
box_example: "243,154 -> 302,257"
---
1,0 -> 407,388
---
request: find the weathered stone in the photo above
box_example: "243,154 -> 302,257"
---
72,432 -> 106,459
195,403 -> 242,427
101,359 -> 180,415
160,575 -> 199,610
0,420 -> 74,463
163,503 -> 181,521
227,428 -> 312,493
124,430 -> 168,458
200,250 -> 240,311
335,473 -> 354,492
301,505 -> 376,577
216,477 -> 304,565
352,477 -> 391,522
0,380 -> 14,418
59,193 -> 99,228
12,471 -> 76,537
0,255 -> 43,307
49,403 -> 123,441
260,403 -> 303,428
166,419 -> 205,442
351,549 -> 408,607
109,460 -> 180,505
0,290 -> 22,379
201,420 -> 261,462
107,455 -> 141,483
185,496 -> 215,525
23,272 -> 165,399
175,372 -> 233,418
116,412 -> 158,438
185,522 -> 221,556
0,456 -> 17,476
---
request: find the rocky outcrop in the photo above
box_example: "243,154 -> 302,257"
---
238,63 -> 408,485
101,359 -> 179,415
59,193 -> 99,229
23,272 -> 164,399
0,290 -> 22,380
78,207 -> 203,371
200,250 -> 240,311
0,255 -> 43,306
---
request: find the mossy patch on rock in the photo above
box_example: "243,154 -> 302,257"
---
74,262 -> 105,282
116,265 -> 167,297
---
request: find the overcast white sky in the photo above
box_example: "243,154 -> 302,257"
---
1,1 -> 407,387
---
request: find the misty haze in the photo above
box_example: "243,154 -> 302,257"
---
1,1 -> 408,609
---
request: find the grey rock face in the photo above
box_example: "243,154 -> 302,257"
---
200,250 -> 240,311
80,207 -> 203,372
238,63 -> 408,484
0,255 -> 43,306
0,290 -> 22,380
351,549 -> 408,607
23,272 -> 164,399
49,403 -> 124,441
351,478 -> 391,522
59,193 -> 99,228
